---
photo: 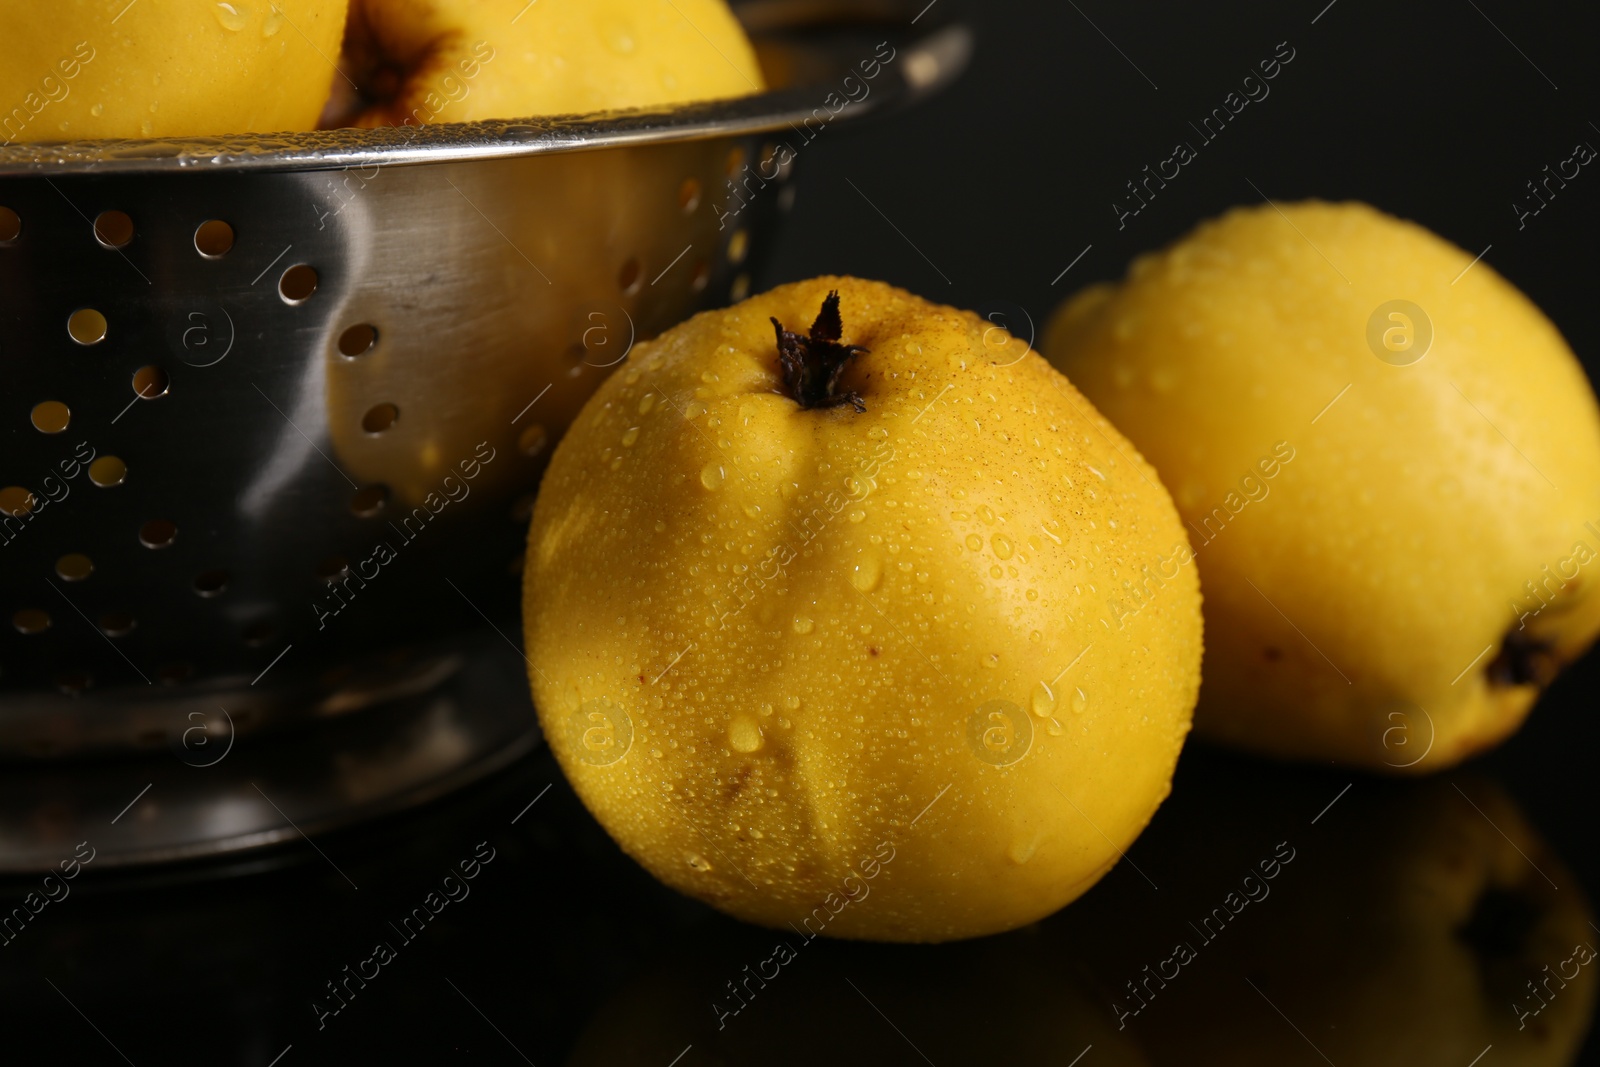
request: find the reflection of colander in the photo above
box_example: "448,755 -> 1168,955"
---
0,5 -> 970,870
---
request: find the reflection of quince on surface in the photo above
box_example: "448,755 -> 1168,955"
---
1050,756 -> 1595,1066
1047,201 -> 1600,772
524,277 -> 1202,942
2,1 -> 347,142
567,922 -> 1149,1067
326,0 -> 762,129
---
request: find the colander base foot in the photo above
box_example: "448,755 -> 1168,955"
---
0,638 -> 540,874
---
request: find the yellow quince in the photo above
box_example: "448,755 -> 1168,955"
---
523,277 -> 1201,941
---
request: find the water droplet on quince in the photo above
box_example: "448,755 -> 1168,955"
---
729,715 -> 763,753
215,3 -> 249,32
849,557 -> 882,592
1008,834 -> 1040,865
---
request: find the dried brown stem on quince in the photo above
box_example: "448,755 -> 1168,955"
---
771,290 -> 868,412
1486,629 -> 1558,688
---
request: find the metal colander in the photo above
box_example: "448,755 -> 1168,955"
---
0,3 -> 970,871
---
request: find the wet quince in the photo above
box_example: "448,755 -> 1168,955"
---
1047,202 -> 1600,772
333,0 -> 762,128
523,277 -> 1202,942
2,0 -> 347,141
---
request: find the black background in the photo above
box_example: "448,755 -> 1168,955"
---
5,0 -> 1600,1063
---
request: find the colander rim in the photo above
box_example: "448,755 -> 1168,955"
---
0,23 -> 970,179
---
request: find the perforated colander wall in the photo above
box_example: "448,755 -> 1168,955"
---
0,135 -> 786,747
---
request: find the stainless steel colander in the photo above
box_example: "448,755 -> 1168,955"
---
0,3 -> 971,871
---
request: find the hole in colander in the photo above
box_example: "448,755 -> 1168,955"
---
1,486 -> 37,516
618,257 -> 641,295
0,206 -> 20,243
338,323 -> 378,357
242,621 -> 275,647
350,484 -> 388,517
98,611 -> 136,637
726,146 -> 746,178
30,401 -> 70,434
56,553 -> 93,581
133,365 -> 169,399
93,210 -> 134,249
56,672 -> 92,695
691,261 -> 710,293
279,264 -> 318,304
679,177 -> 701,213
511,493 -> 537,523
194,219 -> 234,257
158,663 -> 193,685
362,403 -> 398,434
139,519 -> 177,548
316,556 -> 350,581
194,569 -> 229,597
518,423 -> 548,458
728,229 -> 749,266
731,273 -> 751,302
136,728 -> 164,748
13,608 -> 50,634
89,455 -> 127,488
68,308 -> 107,345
